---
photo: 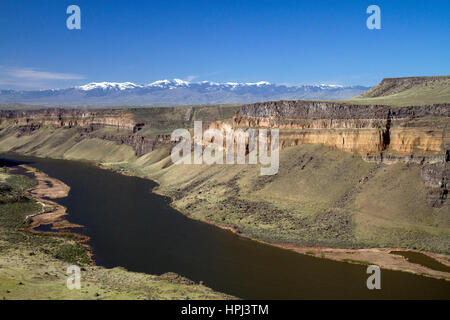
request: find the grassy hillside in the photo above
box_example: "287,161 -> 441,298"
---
347,76 -> 450,106
0,126 -> 138,162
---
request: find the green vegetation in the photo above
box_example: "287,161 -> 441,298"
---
353,163 -> 449,252
341,259 -> 373,266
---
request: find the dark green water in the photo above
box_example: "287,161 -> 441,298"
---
2,154 -> 449,299
391,251 -> 450,273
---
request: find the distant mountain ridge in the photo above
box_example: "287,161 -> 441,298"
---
0,79 -> 369,106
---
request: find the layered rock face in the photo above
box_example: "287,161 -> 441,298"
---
0,108 -> 139,131
232,101 -> 449,160
0,108 -> 171,156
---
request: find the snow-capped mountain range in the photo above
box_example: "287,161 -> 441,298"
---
0,79 -> 369,106
76,80 -> 276,91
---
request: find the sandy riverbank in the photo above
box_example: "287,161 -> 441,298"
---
272,244 -> 450,280
16,164 -> 83,230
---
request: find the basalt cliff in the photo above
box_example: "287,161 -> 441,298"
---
232,101 -> 449,162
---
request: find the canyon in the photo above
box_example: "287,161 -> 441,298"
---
1,101 -> 448,161
0,77 -> 449,257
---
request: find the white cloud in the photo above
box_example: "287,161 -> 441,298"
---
184,75 -> 198,82
8,68 -> 84,80
0,67 -> 85,89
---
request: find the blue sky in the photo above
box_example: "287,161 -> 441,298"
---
1,0 -> 449,89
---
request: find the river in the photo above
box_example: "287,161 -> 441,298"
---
1,153 -> 449,299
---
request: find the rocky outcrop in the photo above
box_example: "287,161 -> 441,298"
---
79,131 -> 172,157
420,163 -> 449,207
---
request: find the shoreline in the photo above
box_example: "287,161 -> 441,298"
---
12,164 -> 96,265
10,156 -> 450,282
178,207 -> 450,281
172,201 -> 450,281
